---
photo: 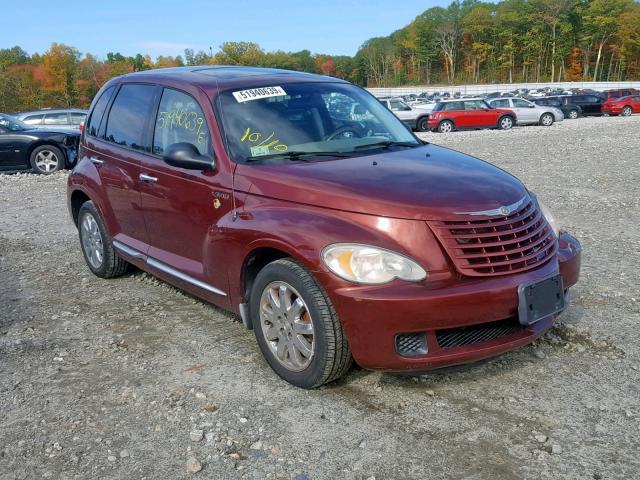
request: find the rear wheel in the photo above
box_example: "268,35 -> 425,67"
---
568,109 -> 579,119
438,120 -> 454,133
250,258 -> 352,389
539,113 -> 554,126
30,145 -> 64,174
416,116 -> 429,132
498,115 -> 514,130
622,106 -> 633,116
78,201 -> 130,278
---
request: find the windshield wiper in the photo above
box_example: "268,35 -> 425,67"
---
245,151 -> 350,162
352,141 -> 420,151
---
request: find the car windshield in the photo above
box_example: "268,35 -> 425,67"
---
0,114 -> 30,132
214,82 -> 420,163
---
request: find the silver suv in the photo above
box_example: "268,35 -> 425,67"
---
15,108 -> 88,133
378,97 -> 432,132
486,97 -> 563,126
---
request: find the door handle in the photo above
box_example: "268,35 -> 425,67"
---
139,173 -> 158,183
89,157 -> 104,165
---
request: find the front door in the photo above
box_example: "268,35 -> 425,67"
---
137,87 -> 231,302
0,127 -> 23,169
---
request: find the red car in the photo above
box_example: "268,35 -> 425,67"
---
427,98 -> 516,133
602,95 -> 640,116
600,89 -> 639,101
68,67 -> 581,388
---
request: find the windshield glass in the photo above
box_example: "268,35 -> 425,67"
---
215,82 -> 419,163
0,114 -> 30,132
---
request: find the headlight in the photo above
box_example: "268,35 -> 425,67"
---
538,200 -> 560,237
321,243 -> 427,284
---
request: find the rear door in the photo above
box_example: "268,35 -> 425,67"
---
84,83 -> 156,253
137,87 -> 231,301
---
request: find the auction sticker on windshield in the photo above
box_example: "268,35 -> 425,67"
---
233,86 -> 287,103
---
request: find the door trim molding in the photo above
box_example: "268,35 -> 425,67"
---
112,240 -> 227,297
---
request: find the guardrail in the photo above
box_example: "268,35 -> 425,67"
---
367,81 -> 640,97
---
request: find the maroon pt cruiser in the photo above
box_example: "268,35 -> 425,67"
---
67,67 -> 581,388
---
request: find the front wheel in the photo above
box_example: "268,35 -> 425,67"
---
498,116 -> 514,130
539,113 -> 554,126
30,145 -> 64,174
438,120 -> 454,133
622,106 -> 633,116
250,258 -> 352,388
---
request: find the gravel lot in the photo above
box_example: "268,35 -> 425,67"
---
1,115 -> 639,480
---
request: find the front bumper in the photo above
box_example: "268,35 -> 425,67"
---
321,232 -> 581,371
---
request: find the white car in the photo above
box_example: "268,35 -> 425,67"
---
487,97 -> 564,126
378,97 -> 431,132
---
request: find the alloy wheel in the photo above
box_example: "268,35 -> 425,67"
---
569,110 -> 578,119
259,281 -> 315,372
541,114 -> 553,126
500,117 -> 513,129
34,149 -> 60,173
622,106 -> 632,116
81,213 -> 104,269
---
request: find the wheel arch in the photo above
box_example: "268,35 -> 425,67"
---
70,189 -> 92,226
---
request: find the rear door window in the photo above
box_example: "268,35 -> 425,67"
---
87,86 -> 115,137
153,88 -> 210,156
105,84 -> 157,152
44,112 -> 69,125
490,99 -> 509,108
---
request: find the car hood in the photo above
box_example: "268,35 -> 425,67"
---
234,144 -> 528,221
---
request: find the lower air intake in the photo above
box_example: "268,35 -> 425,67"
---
396,333 -> 428,357
436,318 -> 524,349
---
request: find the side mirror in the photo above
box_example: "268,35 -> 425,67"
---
162,142 -> 215,171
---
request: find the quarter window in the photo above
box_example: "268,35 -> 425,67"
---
105,84 -> 157,151
69,112 -> 86,125
153,88 -> 210,156
444,101 -> 465,111
87,86 -> 115,138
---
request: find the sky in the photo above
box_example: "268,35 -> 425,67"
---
0,0 -> 450,59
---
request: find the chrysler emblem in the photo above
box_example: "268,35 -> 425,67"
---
455,196 -> 527,217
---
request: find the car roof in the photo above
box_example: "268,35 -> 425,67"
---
17,108 -> 88,115
437,97 -> 485,102
114,66 -> 346,94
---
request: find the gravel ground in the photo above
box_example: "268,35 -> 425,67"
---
1,115 -> 639,480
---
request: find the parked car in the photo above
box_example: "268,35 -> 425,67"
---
427,98 -> 516,133
378,97 -> 431,131
601,95 -> 640,116
532,97 -> 582,119
547,95 -> 604,116
0,114 -> 79,174
15,108 -> 88,133
487,97 -> 563,126
600,89 -> 639,101
68,66 -> 581,388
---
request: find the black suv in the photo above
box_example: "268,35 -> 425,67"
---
532,97 -> 582,119
546,95 -> 603,117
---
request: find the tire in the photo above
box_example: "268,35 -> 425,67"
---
438,120 -> 454,133
568,109 -> 579,119
622,106 -> 633,116
78,201 -> 130,278
30,145 -> 64,174
250,258 -> 352,389
498,115 -> 514,130
539,113 -> 554,126
416,116 -> 429,132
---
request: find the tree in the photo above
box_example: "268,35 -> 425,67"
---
42,43 -> 80,106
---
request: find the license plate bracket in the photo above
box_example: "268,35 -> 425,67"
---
517,274 -> 565,326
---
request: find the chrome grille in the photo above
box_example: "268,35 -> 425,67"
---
429,199 -> 557,276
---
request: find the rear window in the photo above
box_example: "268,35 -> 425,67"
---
105,84 -> 157,152
87,86 -> 115,137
